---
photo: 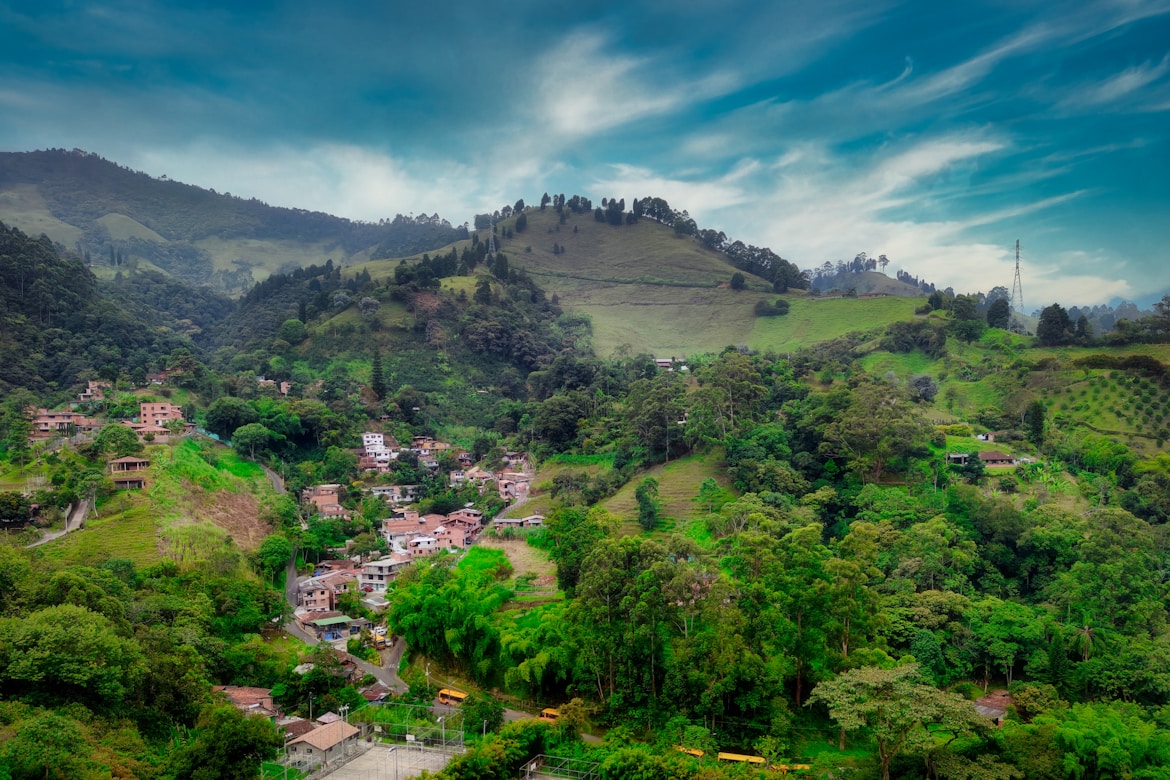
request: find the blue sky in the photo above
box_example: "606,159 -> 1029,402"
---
1,0 -> 1168,307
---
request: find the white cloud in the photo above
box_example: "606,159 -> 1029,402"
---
532,31 -> 736,139
131,143 -> 483,226
1061,55 -> 1170,108
635,132 -> 1137,306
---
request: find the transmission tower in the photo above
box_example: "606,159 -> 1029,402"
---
1010,239 -> 1026,334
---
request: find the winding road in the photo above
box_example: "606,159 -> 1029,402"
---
25,496 -> 90,548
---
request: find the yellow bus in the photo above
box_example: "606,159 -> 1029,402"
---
539,708 -> 560,722
675,746 -> 704,758
437,688 -> 468,705
717,752 -> 766,765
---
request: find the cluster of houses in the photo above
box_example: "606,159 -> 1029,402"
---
22,401 -> 195,494
28,401 -> 189,444
302,484 -> 352,520
213,659 -> 385,770
357,432 -> 533,504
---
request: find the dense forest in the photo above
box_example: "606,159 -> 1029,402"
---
2,192 -> 1170,780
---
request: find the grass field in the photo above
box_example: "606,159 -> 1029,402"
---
348,208 -> 929,356
602,450 -> 732,535
29,437 -> 277,568
35,501 -> 162,567
751,297 -> 922,355
0,184 -> 84,246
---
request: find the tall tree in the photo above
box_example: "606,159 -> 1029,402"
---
808,664 -> 987,780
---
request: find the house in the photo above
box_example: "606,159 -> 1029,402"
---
108,455 -> 150,473
946,452 -> 970,466
494,514 -> 544,529
112,474 -> 147,490
300,613 -> 356,641
406,535 -> 438,557
504,451 -> 529,470
29,409 -> 97,439
370,484 -> 420,505
498,473 -> 531,502
380,510 -> 442,546
978,451 -> 1017,467
285,719 -> 360,767
974,691 -> 1012,726
432,524 -> 474,551
298,571 -> 357,611
120,420 -> 174,442
359,683 -> 393,703
304,484 -> 351,520
139,402 -> 184,426
277,716 -> 317,742
78,380 -> 110,403
360,553 -> 413,592
212,686 -> 278,721
447,507 -> 484,528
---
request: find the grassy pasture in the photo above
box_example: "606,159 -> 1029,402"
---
751,297 -> 923,354
36,501 -> 161,567
0,184 -> 84,246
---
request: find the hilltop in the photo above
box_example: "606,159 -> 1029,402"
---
353,205 -> 924,356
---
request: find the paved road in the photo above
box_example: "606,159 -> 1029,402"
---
282,560 -> 408,695
26,496 -> 90,548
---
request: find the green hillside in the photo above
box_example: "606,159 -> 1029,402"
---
353,207 -> 924,356
0,149 -> 467,293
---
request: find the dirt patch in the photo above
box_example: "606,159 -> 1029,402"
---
175,482 -> 270,552
477,537 -> 554,582
207,491 -> 269,551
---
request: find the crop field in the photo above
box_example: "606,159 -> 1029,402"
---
36,501 -> 162,567
602,450 -> 732,534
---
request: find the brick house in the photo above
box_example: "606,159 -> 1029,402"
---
212,685 -> 279,721
29,409 -> 97,439
139,402 -> 185,426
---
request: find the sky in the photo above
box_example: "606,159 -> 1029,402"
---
1,0 -> 1169,308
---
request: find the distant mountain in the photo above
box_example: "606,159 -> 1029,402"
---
0,149 -> 467,293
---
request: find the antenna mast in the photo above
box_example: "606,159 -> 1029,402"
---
1010,239 -> 1026,334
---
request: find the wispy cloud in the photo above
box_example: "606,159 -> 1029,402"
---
1061,55 -> 1170,108
532,31 -> 737,139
